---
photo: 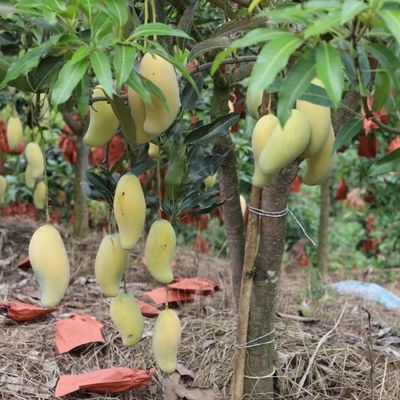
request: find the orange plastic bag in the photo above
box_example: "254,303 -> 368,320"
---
136,299 -> 160,317
144,287 -> 194,305
55,367 -> 154,397
55,314 -> 105,354
168,278 -> 219,294
0,300 -> 55,322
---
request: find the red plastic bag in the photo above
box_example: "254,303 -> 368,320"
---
0,301 -> 55,322
168,278 -> 219,294
335,179 -> 348,200
144,287 -> 194,305
136,299 -> 160,317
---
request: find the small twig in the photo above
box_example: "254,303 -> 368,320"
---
363,307 -> 375,400
89,95 -> 128,105
297,303 -> 347,395
190,56 -> 258,75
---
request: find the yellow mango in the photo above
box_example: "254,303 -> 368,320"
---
144,219 -> 175,284
83,86 -> 119,147
139,53 -> 181,135
95,234 -> 128,297
110,292 -> 144,346
251,114 -> 279,187
152,309 -> 181,374
33,181 -> 46,210
29,225 -> 70,308
203,173 -> 217,188
6,116 -> 23,150
240,195 -> 246,217
259,109 -> 310,175
113,173 -> 146,250
127,87 -> 157,144
0,175 -> 7,203
25,165 -> 36,189
148,142 -> 160,158
25,142 -> 45,178
246,87 -> 263,119
303,125 -> 336,186
297,78 -> 331,158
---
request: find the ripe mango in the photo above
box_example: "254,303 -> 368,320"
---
95,234 -> 128,297
246,87 -> 263,119
110,292 -> 144,346
148,142 -> 160,158
240,195 -> 246,217
127,87 -> 156,144
25,142 -> 45,178
303,125 -> 336,186
251,114 -> 279,187
203,173 -> 217,188
297,78 -> 331,158
83,86 -> 119,147
259,109 -> 310,175
25,165 -> 36,189
33,181 -> 46,210
0,175 -> 7,203
139,53 -> 181,135
29,225 -> 70,308
144,219 -> 175,284
152,309 -> 182,373
6,116 -> 23,150
113,173 -> 146,250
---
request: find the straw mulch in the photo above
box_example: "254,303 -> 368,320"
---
1,217 -> 400,399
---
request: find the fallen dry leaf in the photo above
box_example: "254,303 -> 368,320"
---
55,314 -> 105,354
55,367 -> 154,397
0,300 -> 55,322
144,287 -> 194,305
176,363 -> 196,380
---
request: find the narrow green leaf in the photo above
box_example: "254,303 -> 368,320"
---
333,116 -> 362,152
131,23 -> 192,40
248,34 -> 303,98
229,28 -> 289,49
372,70 -> 390,110
341,0 -> 367,24
379,9 -> 400,46
367,43 -> 399,86
114,44 -> 136,87
299,83 -> 332,107
189,37 -> 232,62
101,0 -> 128,27
369,148 -> 400,176
303,12 -> 341,38
75,74 -> 90,118
89,51 -> 114,96
70,46 -> 91,64
52,59 -> 88,105
261,5 -> 309,24
110,94 -> 136,149
126,71 -> 151,104
277,49 -> 316,124
316,43 -> 344,108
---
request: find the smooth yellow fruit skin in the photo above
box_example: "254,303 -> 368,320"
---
29,225 -> 70,308
251,114 -> 279,187
303,126 -> 336,186
25,165 -> 36,189
33,181 -> 46,210
6,116 -> 23,150
113,173 -> 146,250
240,195 -> 246,217
152,309 -> 182,374
110,292 -> 144,346
0,175 -> 7,203
127,87 -> 156,144
83,86 -> 119,147
148,142 -> 160,158
144,219 -> 175,284
139,53 -> 181,135
297,78 -> 331,158
259,109 -> 310,175
246,87 -> 263,119
203,173 -> 217,188
95,234 -> 128,297
25,142 -> 45,178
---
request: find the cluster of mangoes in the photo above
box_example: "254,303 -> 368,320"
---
250,78 -> 335,187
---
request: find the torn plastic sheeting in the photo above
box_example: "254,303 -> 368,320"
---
168,277 -> 220,293
144,287 -> 194,305
16,256 -> 31,269
0,300 -> 55,322
55,314 -> 105,354
136,299 -> 160,317
55,367 -> 154,397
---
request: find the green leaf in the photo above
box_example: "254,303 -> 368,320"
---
367,43 -> 399,86
229,28 -> 290,49
299,82 -> 332,107
52,59 -> 88,105
372,70 -> 390,111
303,11 -> 341,38
132,159 -> 156,176
248,34 -> 303,99
184,113 -> 240,145
70,46 -> 91,64
333,116 -> 362,152
110,93 -> 136,149
341,0 -> 368,24
114,44 -> 136,87
75,74 -> 90,118
101,0 -> 128,27
181,72 -> 205,110
261,5 -> 309,24
126,71 -> 151,104
189,37 -> 232,61
131,23 -> 192,40
316,43 -> 344,108
369,148 -> 400,176
89,51 -> 114,96
379,9 -> 400,46
277,49 -> 316,124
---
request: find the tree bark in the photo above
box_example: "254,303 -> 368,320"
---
316,177 -> 330,276
244,162 -> 299,399
211,82 -> 245,304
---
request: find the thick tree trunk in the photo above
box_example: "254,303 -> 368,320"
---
211,83 -> 245,304
73,142 -> 89,239
244,162 -> 299,399
316,177 -> 330,275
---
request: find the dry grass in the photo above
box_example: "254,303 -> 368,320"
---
1,217 -> 400,399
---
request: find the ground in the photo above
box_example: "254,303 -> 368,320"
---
1,217 -> 400,399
